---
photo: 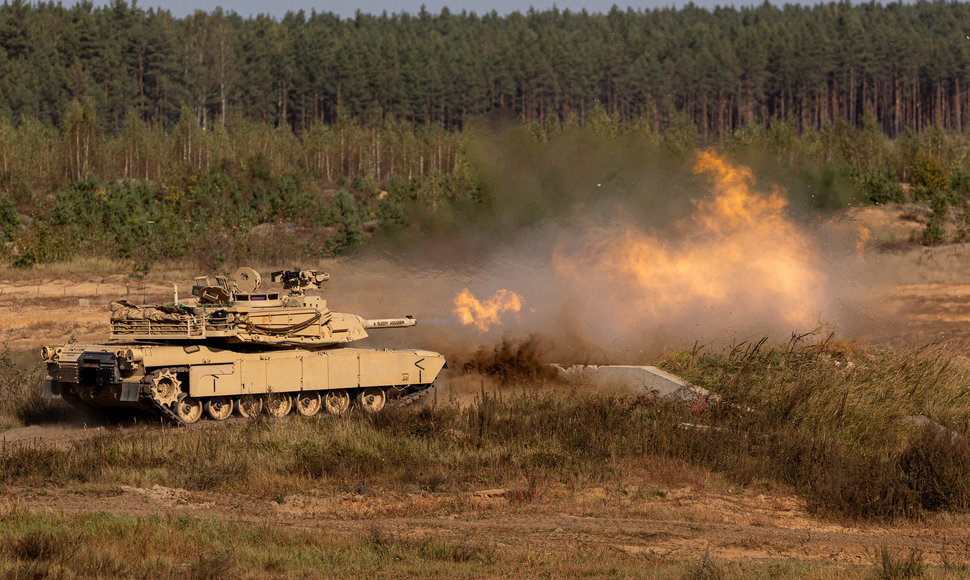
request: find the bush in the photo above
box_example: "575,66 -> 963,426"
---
850,167 -> 905,204
376,193 -> 407,229
0,344 -> 50,429
12,250 -> 35,269
869,545 -> 925,580
0,196 -> 18,241
909,153 -> 947,193
325,189 -> 363,254
664,341 -> 970,519
950,168 -> 970,200
922,190 -> 949,246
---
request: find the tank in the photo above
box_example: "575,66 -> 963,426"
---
41,267 -> 446,424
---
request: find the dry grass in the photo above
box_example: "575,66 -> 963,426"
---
3,338 -> 970,575
3,339 -> 970,577
0,505 -> 743,578
6,339 -> 970,521
1,392 -> 682,498
662,338 -> 970,519
0,504 -> 898,578
0,257 -> 243,282
868,545 -> 926,580
0,344 -> 72,430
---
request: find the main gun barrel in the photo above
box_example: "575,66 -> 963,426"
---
359,315 -> 417,329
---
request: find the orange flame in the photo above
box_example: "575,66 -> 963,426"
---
454,288 -> 524,332
856,226 -> 870,261
553,150 -> 825,329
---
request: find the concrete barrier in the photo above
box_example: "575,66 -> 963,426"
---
551,364 -> 717,403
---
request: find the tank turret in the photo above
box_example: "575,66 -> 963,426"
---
42,267 -> 445,424
108,266 -> 417,347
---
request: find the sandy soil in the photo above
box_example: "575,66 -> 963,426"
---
0,275 -> 172,355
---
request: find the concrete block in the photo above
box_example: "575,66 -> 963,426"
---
551,364 -> 716,403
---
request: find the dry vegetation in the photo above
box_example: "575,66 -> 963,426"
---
0,345 -> 69,431
5,338 -> 970,575
0,507 -> 504,578
662,337 -> 970,519
0,505 -> 863,579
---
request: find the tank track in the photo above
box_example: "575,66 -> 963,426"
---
144,383 -> 437,426
387,383 -> 436,408
144,394 -> 187,426
142,367 -> 192,426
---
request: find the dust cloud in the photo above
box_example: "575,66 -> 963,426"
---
324,126 -> 891,364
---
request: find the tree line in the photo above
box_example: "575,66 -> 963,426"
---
3,103 -> 970,268
2,1 -> 970,137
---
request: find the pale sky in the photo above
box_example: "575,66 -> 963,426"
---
85,0 -> 780,19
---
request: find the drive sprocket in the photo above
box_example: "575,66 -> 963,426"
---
149,369 -> 182,407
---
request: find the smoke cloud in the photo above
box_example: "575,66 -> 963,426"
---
324,125 -> 879,364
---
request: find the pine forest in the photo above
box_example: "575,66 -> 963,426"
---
1,0 -> 970,266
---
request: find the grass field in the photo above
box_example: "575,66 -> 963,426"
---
1,505 -> 884,579
4,337 -> 970,575
7,338 -> 970,518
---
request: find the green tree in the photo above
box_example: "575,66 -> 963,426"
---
326,189 -> 363,254
0,196 -> 18,242
62,97 -> 100,181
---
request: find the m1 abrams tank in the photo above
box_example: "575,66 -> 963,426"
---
41,267 -> 445,424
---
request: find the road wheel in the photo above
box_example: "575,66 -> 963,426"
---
356,387 -> 386,414
205,396 -> 234,421
175,394 -> 203,424
265,392 -> 292,417
236,394 -> 263,418
324,389 -> 350,416
295,391 -> 322,417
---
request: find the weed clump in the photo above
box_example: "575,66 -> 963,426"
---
6,531 -> 61,561
682,551 -> 725,580
869,545 -> 925,580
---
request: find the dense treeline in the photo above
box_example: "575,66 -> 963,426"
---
2,1 -> 970,136
3,105 -> 970,268
0,106 -> 475,267
5,1 -> 970,268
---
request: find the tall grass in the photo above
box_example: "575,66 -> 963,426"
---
0,392 -> 674,496
663,338 -> 970,519
0,344 -> 71,431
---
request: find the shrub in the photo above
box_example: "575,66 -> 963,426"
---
869,545 -> 925,580
0,196 -> 18,241
909,153 -> 947,193
0,344 -> 66,429
325,189 -> 364,254
922,190 -> 949,246
850,166 -> 905,204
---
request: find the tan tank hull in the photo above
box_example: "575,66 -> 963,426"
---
42,267 -> 445,424
43,343 -> 445,423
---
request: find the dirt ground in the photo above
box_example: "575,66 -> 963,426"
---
6,206 -> 970,571
6,477 -> 970,569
